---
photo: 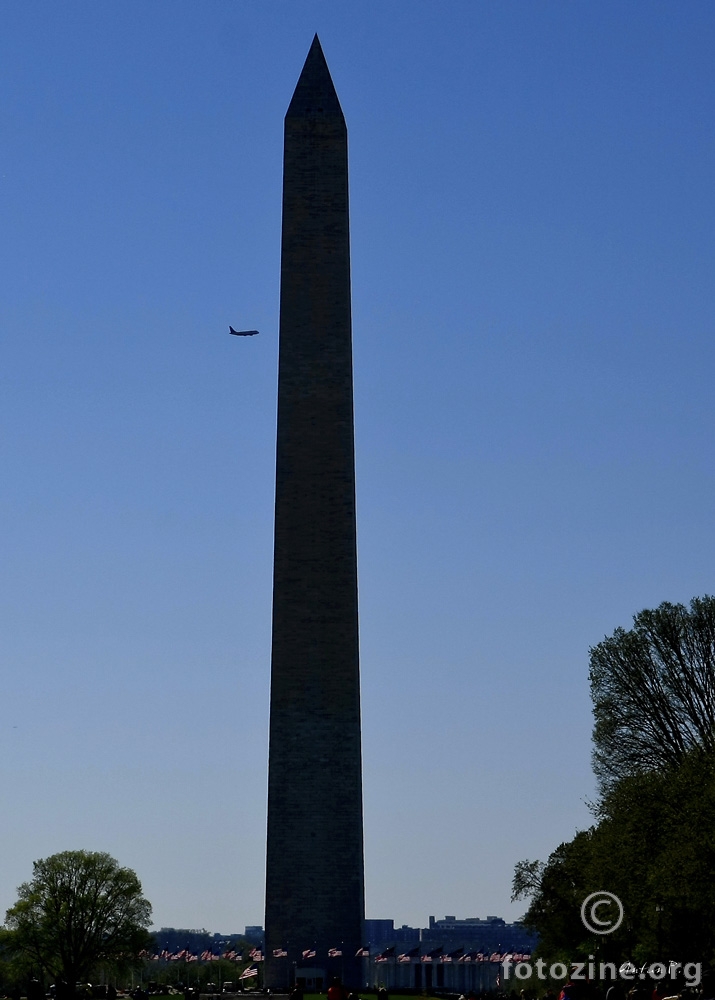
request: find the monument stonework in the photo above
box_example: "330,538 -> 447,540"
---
264,36 -> 365,989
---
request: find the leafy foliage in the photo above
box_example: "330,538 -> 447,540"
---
512,860 -> 545,903
514,595 -> 715,967
590,596 -> 715,792
5,851 -> 152,989
514,749 -> 715,965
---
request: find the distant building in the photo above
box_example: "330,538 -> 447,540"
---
152,928 -> 248,954
365,916 -> 536,992
429,915 -> 504,930
244,926 -> 264,946
364,913 -> 536,954
371,953 -> 499,994
364,919 -> 395,946
364,920 -> 422,947
421,914 -> 535,952
393,924 -> 421,945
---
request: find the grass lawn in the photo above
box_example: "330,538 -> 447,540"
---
301,995 -> 445,1000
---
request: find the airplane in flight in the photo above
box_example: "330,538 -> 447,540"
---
229,326 -> 259,337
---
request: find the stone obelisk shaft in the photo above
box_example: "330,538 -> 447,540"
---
264,37 -> 364,989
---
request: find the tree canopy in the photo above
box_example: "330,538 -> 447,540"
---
513,750 -> 715,965
5,850 -> 152,991
513,595 -> 715,971
590,595 -> 715,792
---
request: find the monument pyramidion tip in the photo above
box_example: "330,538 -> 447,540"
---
286,33 -> 344,121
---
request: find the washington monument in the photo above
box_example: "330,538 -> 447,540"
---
264,36 -> 365,989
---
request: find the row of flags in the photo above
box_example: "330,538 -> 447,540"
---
136,949 -> 263,983
376,948 -> 531,964
137,949 -> 255,963
139,946 -> 530,965
275,947 -> 532,963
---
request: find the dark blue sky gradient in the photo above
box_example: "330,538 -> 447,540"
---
1,1 -> 714,932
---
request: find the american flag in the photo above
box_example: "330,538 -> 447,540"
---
302,949 -> 316,960
328,949 -> 342,958
273,949 -> 288,958
355,947 -> 369,958
239,967 -> 258,981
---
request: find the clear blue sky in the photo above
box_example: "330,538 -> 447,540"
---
2,0 -> 714,934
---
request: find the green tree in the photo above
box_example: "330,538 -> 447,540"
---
513,595 -> 715,969
5,851 -> 152,993
590,596 -> 715,792
0,926 -> 29,994
513,748 -> 715,966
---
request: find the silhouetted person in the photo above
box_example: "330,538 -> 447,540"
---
28,979 -> 44,1000
700,971 -> 715,1000
327,978 -> 349,1000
